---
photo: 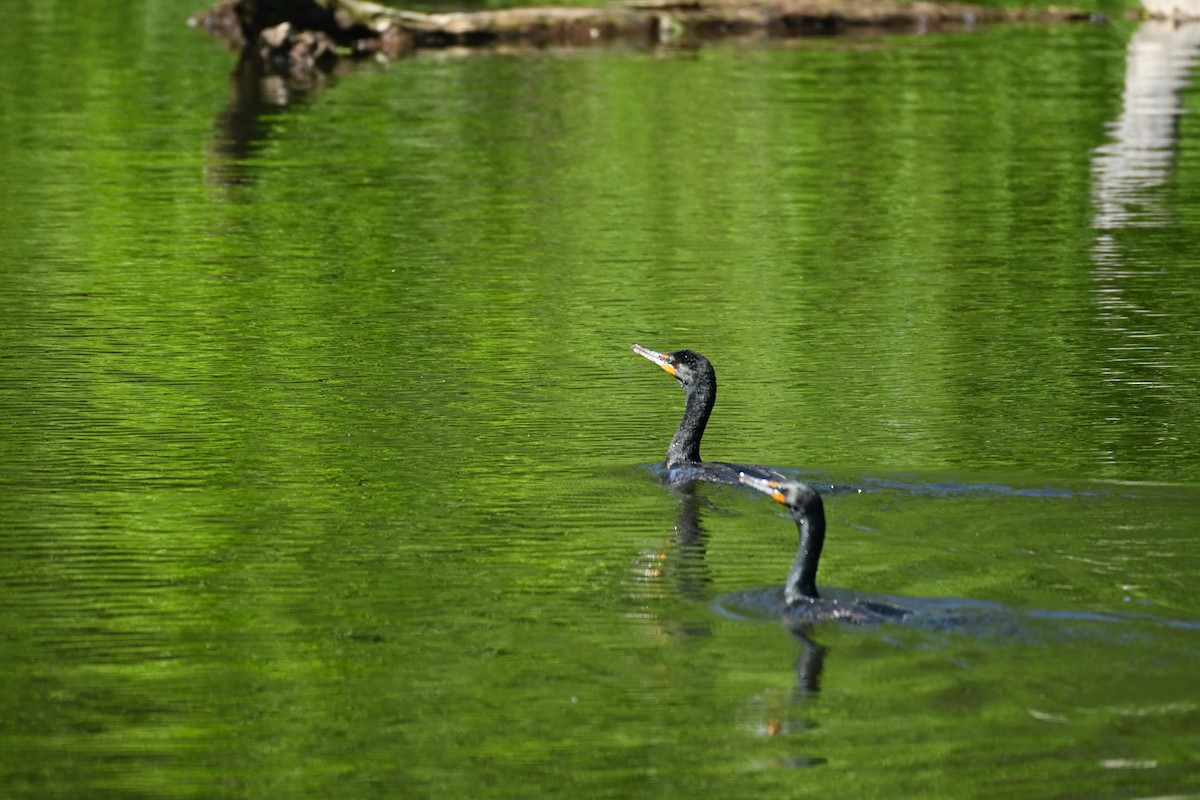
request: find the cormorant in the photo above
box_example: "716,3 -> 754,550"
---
739,473 -> 910,624
632,344 -> 787,486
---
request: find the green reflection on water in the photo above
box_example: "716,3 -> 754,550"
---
0,4 -> 1198,799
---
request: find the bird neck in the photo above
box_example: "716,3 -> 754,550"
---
783,493 -> 826,604
666,379 -> 714,467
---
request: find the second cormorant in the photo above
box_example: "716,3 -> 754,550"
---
739,473 -> 910,624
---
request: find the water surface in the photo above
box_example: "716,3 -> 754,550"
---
1,3 -> 1198,798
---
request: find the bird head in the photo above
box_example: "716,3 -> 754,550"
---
631,344 -> 713,391
738,474 -> 820,511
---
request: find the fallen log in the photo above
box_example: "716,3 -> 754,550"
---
188,0 -> 1109,66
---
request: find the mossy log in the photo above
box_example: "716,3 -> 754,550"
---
189,0 -> 1107,65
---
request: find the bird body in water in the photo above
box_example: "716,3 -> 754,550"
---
739,473 -> 911,625
631,344 -> 787,487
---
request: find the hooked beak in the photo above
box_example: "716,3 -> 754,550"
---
631,343 -> 676,377
738,473 -> 787,504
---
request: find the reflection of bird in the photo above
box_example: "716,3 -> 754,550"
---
631,344 -> 787,486
739,474 -> 910,624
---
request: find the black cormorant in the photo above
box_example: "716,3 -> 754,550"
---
632,344 -> 787,486
739,473 -> 910,624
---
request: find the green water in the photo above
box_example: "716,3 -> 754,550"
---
1,2 -> 1199,797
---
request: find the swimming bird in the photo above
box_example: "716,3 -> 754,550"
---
631,344 -> 787,486
738,473 -> 910,624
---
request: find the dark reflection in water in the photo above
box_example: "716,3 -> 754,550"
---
668,483 -> 713,603
206,53 -> 335,187
629,483 -> 716,639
